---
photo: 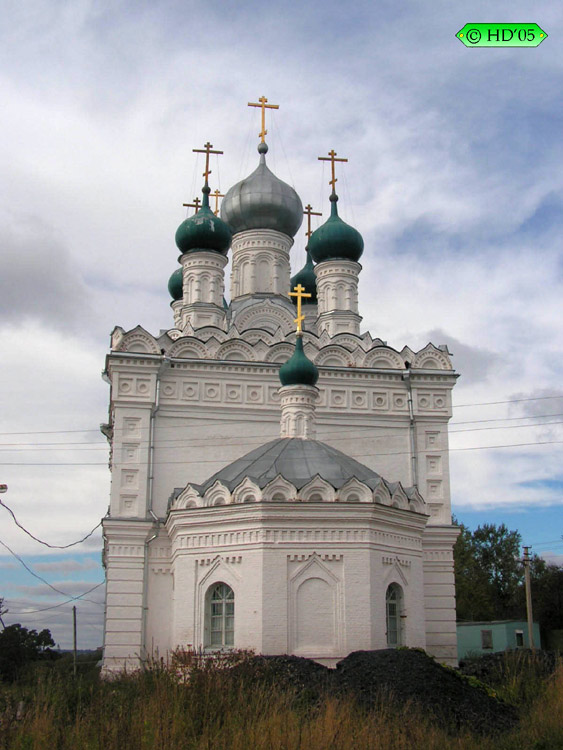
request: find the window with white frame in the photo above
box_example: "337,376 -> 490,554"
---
515,630 -> 524,648
386,583 -> 403,647
207,582 -> 234,648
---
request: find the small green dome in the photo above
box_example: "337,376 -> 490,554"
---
279,336 -> 319,387
308,196 -> 363,263
168,267 -> 183,300
175,187 -> 232,256
290,249 -> 317,305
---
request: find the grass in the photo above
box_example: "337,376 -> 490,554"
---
0,651 -> 562,750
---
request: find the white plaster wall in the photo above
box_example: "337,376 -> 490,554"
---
161,505 -> 429,664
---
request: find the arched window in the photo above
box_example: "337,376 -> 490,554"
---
207,582 -> 234,648
386,583 -> 403,647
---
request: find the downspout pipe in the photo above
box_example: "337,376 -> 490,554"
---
402,363 -> 418,488
147,355 -> 171,519
141,532 -> 158,663
141,354 -> 171,663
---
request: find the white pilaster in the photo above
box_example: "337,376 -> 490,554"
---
101,519 -> 155,675
230,229 -> 293,299
171,300 -> 182,329
314,260 -> 362,337
279,384 -> 319,438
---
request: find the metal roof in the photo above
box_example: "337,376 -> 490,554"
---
197,437 -> 384,493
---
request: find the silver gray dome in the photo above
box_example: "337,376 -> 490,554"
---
196,438 -> 384,493
221,150 -> 303,237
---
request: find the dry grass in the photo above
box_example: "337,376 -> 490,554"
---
1,655 -> 562,750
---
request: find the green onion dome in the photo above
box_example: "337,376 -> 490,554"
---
175,187 -> 232,256
308,194 -> 363,263
279,336 -> 319,387
168,267 -> 183,301
221,143 -> 303,238
290,249 -> 317,304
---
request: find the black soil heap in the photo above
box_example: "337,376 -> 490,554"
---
334,649 -> 517,735
231,649 -> 518,736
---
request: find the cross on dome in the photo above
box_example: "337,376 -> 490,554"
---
303,204 -> 322,239
289,283 -> 312,333
318,149 -> 348,196
182,196 -> 201,214
212,189 -> 224,216
193,141 -> 224,186
248,96 -> 279,144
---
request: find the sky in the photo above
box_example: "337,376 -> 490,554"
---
1,0 -> 562,649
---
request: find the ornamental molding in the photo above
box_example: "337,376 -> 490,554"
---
382,556 -> 410,586
231,228 -> 293,253
412,343 -> 453,371
111,323 -> 454,372
216,339 -> 257,362
234,301 -> 295,335
288,553 -> 343,562
114,326 -> 160,355
168,337 -> 209,359
169,474 -> 426,512
168,525 -> 423,550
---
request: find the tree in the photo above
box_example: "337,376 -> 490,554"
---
453,519 -> 523,621
0,623 -> 58,681
526,558 -> 563,634
472,523 -> 522,617
453,521 -> 494,621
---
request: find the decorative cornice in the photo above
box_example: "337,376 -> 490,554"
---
110,323 -> 455,373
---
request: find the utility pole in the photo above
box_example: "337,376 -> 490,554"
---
73,606 -> 77,677
522,546 -> 535,650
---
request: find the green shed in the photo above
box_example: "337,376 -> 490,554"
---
457,620 -> 541,660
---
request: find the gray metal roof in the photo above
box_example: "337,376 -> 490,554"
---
196,438 -> 384,493
221,153 -> 303,237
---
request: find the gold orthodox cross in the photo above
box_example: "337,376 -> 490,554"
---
303,204 -> 322,238
183,196 -> 201,214
248,96 -> 279,143
318,149 -> 348,192
289,283 -> 311,333
212,189 -> 224,216
193,141 -> 224,183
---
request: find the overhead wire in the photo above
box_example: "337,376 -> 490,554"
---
6,582 -> 105,614
2,439 -> 563,466
1,407 -> 562,447
0,537 -> 104,603
0,414 -> 562,453
0,499 -> 101,549
0,394 -> 560,438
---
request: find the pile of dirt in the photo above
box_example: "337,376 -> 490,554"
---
234,649 -> 519,736
229,654 -> 331,702
334,649 -> 518,735
459,648 -> 557,684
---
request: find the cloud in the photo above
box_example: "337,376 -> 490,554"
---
0,213 -> 92,331
12,580 -> 103,598
34,558 -> 99,573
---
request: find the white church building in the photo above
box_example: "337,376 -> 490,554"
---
101,103 -> 460,673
